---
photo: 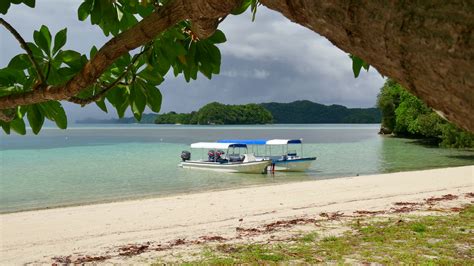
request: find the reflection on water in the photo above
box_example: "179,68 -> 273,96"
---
0,124 -> 472,213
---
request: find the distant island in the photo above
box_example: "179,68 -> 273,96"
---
76,100 -> 381,125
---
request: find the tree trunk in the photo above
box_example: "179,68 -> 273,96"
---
1,0 -> 472,132
260,0 -> 474,132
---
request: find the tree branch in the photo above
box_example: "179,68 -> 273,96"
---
0,109 -> 15,122
0,0 -> 240,110
67,47 -> 149,106
0,17 -> 45,84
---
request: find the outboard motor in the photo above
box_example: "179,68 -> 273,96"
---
181,150 -> 191,161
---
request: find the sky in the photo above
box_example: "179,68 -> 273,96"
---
0,0 -> 385,121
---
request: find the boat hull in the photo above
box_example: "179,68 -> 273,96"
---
272,157 -> 316,172
180,160 -> 270,174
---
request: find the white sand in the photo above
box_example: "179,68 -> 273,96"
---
1,166 -> 473,264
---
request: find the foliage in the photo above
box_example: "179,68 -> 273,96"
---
175,205 -> 474,264
0,0 -> 377,135
261,100 -> 381,123
0,0 -> 259,135
155,102 -> 273,125
377,79 -> 474,148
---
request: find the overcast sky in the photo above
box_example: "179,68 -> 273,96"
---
0,1 -> 385,121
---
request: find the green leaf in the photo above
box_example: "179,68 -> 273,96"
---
40,25 -> 52,54
39,101 -> 67,129
78,0 -> 93,21
95,98 -> 108,112
131,84 -> 146,121
0,1 -> 11,15
208,30 -> 226,44
106,86 -> 129,118
26,42 -> 44,59
140,81 -> 162,113
27,105 -> 44,134
8,54 -> 30,70
10,117 -> 26,135
52,28 -> 67,55
22,0 -> 35,8
231,0 -> 251,15
351,55 -> 364,78
138,67 -> 164,86
0,120 -> 11,134
59,50 -> 81,62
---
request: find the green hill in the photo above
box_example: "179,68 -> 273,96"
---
260,100 -> 381,123
76,101 -> 381,124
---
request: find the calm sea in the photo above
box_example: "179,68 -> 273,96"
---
1,124 -> 473,213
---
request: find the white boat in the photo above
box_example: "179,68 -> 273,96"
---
217,139 -> 317,172
179,142 -> 271,174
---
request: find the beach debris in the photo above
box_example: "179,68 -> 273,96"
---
390,206 -> 417,213
464,192 -> 474,198
265,218 -> 318,230
52,254 -> 111,264
319,211 -> 344,220
236,226 -> 263,236
170,238 -> 187,246
354,210 -> 386,216
199,235 -> 227,242
393,201 -> 422,206
425,194 -> 458,204
118,243 -> 150,256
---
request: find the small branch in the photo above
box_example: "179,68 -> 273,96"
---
0,109 -> 15,122
67,71 -> 128,106
0,18 -> 45,84
68,48 -> 147,106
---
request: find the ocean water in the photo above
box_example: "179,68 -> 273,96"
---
1,124 -> 473,213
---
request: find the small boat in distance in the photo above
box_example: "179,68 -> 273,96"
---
217,139 -> 317,172
179,142 -> 271,174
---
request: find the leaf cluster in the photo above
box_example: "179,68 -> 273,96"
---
154,102 -> 273,125
377,79 -> 474,148
1,0 -> 258,134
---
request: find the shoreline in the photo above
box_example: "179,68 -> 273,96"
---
2,164 -> 472,215
1,166 -> 473,264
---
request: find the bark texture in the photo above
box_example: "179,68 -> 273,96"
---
1,0 -> 473,132
260,0 -> 474,132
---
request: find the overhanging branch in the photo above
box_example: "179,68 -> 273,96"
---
0,0 -> 240,110
0,17 -> 46,84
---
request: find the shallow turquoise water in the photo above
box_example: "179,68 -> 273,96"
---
1,124 -> 472,213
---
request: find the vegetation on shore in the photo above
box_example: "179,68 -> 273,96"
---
176,205 -> 473,265
377,79 -> 474,148
77,100 -> 382,125
155,102 -> 273,125
261,100 -> 381,123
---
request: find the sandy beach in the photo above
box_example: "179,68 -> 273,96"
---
1,166 -> 473,264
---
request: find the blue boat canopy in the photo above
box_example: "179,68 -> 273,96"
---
218,139 -> 267,145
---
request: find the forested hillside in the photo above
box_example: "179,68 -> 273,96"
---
260,101 -> 381,123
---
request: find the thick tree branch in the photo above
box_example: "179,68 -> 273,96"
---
259,0 -> 474,132
0,17 -> 45,84
0,0 -> 240,109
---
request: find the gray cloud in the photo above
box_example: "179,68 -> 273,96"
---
1,2 -> 385,121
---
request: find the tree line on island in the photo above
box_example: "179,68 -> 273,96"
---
77,100 -> 382,125
377,79 -> 474,148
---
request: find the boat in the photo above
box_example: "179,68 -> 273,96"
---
179,142 -> 271,174
217,139 -> 316,172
